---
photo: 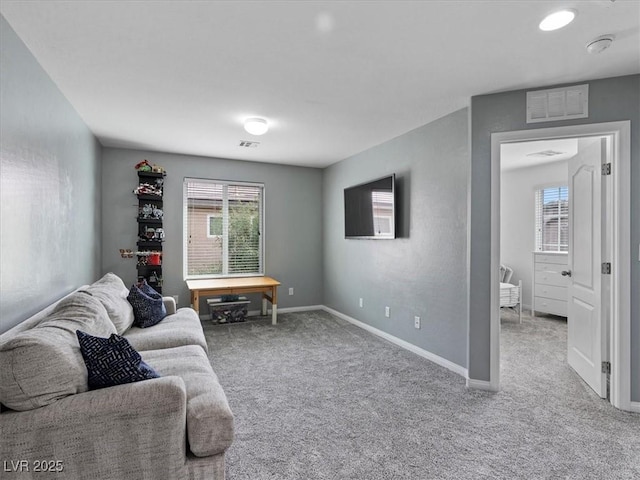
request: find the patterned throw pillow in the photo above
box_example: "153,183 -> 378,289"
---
127,281 -> 167,328
76,330 -> 160,390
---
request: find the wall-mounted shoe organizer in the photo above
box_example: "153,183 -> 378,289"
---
134,168 -> 165,293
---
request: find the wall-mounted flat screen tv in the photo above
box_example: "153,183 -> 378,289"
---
344,174 -> 395,239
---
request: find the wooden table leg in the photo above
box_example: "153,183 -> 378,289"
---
191,290 -> 199,314
271,285 -> 278,325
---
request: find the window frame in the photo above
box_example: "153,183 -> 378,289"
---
184,178 -> 265,280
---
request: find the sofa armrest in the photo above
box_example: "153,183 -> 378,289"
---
163,296 -> 177,315
1,377 -> 188,479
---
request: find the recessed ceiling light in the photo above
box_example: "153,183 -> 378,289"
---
539,9 -> 577,31
244,117 -> 269,136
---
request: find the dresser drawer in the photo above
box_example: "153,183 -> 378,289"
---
535,262 -> 568,274
534,284 -> 567,301
534,253 -> 568,265
534,270 -> 569,287
534,297 -> 567,317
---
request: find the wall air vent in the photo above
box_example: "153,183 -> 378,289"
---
239,140 -> 260,148
526,84 -> 588,123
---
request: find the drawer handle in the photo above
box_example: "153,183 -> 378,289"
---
561,270 -> 572,277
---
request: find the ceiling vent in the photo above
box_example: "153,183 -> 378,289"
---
526,84 -> 588,123
526,150 -> 566,158
239,140 -> 260,148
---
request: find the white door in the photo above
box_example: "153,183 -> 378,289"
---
566,138 -> 606,397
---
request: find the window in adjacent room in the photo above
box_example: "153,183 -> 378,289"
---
184,178 -> 264,278
535,185 -> 568,252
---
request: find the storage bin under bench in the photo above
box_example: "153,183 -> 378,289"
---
207,296 -> 250,324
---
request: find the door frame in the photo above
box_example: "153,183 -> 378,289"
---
489,121 -> 631,411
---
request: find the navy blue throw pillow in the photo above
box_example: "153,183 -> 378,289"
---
127,280 -> 167,328
76,330 -> 160,390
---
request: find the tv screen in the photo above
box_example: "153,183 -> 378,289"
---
344,174 -> 395,239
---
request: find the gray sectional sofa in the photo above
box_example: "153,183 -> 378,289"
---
0,273 -> 234,480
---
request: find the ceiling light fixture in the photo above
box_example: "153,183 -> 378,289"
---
586,34 -> 615,54
539,9 -> 577,31
244,117 -> 269,136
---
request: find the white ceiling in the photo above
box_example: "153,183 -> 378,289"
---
501,138 -> 579,171
1,1 -> 639,168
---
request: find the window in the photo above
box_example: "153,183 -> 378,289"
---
184,179 -> 264,278
535,186 -> 568,252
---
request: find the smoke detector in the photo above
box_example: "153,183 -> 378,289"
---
586,35 -> 615,54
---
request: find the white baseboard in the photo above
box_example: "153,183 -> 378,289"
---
278,305 -> 325,314
322,306 -> 468,379
248,305 -> 325,316
466,378 -> 494,391
629,401 -> 640,414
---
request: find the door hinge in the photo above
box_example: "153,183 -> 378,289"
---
601,262 -> 611,274
601,361 -> 611,374
602,163 -> 611,175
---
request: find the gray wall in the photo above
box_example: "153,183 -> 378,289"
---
0,16 -> 101,333
469,74 -> 640,400
101,148 -> 324,313
323,108 -> 469,369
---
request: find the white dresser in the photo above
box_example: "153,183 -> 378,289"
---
532,252 -> 569,317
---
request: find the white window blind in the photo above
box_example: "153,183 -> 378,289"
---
535,186 -> 568,252
184,178 -> 264,278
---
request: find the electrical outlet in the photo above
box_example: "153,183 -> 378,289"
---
289,287 -> 294,296
385,306 -> 390,318
414,316 -> 421,329
359,298 -> 363,308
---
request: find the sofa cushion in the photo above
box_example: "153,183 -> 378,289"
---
125,307 -> 208,352
0,292 -> 116,411
128,281 -> 167,328
141,346 -> 234,457
76,330 -> 160,390
82,273 -> 135,334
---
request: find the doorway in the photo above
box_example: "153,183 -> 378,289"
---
490,121 -> 632,411
499,135 -> 606,397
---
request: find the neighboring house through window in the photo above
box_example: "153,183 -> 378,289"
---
184,178 -> 264,278
535,186 -> 568,252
